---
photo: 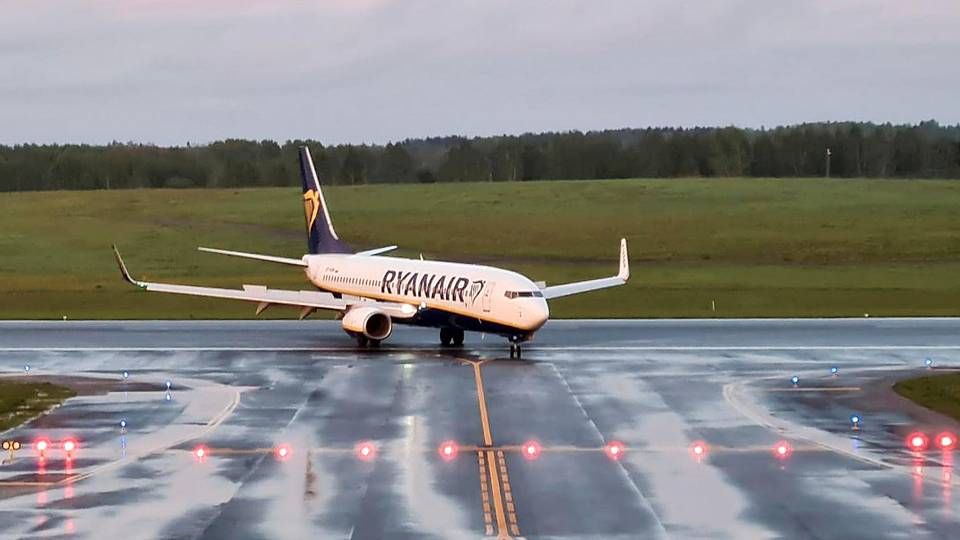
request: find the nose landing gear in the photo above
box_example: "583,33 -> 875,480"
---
440,328 -> 465,347
509,338 -> 523,360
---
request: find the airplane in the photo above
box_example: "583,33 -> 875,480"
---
112,147 -> 629,359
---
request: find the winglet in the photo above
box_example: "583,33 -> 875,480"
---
112,245 -> 145,288
617,238 -> 629,281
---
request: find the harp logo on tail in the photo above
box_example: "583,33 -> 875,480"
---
303,189 -> 320,233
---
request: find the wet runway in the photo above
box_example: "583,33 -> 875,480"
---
1,319 -> 960,539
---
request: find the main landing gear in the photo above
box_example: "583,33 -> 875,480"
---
509,340 -> 523,360
440,328 -> 465,347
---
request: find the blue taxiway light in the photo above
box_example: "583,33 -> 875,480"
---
831,366 -> 839,375
23,365 -> 29,372
120,419 -> 127,428
850,415 -> 861,424
925,358 -> 934,367
122,371 -> 129,379
165,392 -> 172,401
790,376 -> 800,385
166,381 -> 172,389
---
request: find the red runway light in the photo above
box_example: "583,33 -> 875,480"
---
35,439 -> 50,457
936,432 -> 956,450
521,440 -> 542,460
356,441 -> 377,462
275,444 -> 291,460
604,441 -> 625,461
907,432 -> 929,452
773,441 -> 793,459
63,440 -> 77,453
438,440 -> 459,462
194,445 -> 208,460
690,441 -> 709,461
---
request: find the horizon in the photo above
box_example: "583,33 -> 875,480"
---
1,119 -> 957,149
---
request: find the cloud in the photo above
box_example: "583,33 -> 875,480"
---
0,0 -> 957,144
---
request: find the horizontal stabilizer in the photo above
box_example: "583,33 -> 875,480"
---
355,245 -> 398,257
198,247 -> 307,267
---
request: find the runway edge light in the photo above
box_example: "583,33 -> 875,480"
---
935,432 -> 957,450
906,432 -> 929,452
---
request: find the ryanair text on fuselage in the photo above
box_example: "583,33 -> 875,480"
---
381,270 -> 484,304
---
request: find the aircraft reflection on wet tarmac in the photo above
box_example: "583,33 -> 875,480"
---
3,319 -> 960,538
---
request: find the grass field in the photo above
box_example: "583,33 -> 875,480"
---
0,380 -> 76,432
893,374 -> 960,421
2,178 -> 960,318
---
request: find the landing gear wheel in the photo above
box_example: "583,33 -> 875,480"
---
452,329 -> 465,347
440,328 -> 453,347
356,335 -> 370,348
369,339 -> 381,349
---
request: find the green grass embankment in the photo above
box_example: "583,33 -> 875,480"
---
2,177 -> 960,318
0,381 -> 76,431
893,374 -> 960,421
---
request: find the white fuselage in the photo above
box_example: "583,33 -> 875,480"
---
304,254 -> 550,337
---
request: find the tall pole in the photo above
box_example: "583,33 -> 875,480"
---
825,147 -> 832,178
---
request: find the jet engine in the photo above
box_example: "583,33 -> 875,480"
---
341,306 -> 393,341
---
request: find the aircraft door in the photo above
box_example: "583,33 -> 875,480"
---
482,282 -> 494,312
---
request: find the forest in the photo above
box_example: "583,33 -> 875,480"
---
1,121 -> 958,191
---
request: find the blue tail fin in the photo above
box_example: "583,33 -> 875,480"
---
299,146 -> 352,254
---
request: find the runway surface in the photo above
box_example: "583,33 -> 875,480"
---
1,319 -> 960,539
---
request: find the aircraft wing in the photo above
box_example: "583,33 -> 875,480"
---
541,239 -> 629,300
112,246 -> 417,319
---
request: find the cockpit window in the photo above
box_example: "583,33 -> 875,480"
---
504,290 -> 543,299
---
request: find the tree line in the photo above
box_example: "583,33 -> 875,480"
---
1,121 -> 958,192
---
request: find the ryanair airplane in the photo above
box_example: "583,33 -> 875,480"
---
113,147 -> 628,358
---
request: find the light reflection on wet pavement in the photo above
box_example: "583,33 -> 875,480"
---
0,319 -> 959,539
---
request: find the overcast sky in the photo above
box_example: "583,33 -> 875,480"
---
1,0 -> 957,145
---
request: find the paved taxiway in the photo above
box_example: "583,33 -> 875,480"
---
1,319 -> 960,539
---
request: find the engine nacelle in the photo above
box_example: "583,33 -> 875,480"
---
341,306 -> 393,341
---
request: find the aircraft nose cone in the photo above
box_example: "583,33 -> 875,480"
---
530,299 -> 549,329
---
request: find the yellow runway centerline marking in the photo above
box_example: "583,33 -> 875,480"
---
478,453 -> 495,535
497,450 -> 520,535
469,360 -> 514,539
